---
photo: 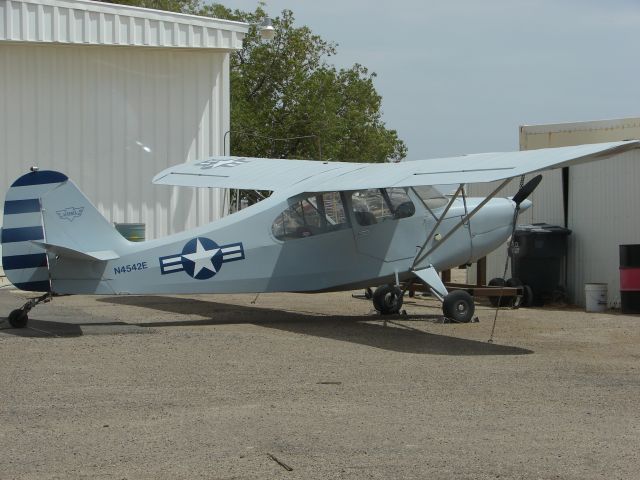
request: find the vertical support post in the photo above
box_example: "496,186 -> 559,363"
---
477,257 -> 487,286
441,269 -> 451,283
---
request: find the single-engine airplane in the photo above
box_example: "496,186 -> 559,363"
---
2,140 -> 639,328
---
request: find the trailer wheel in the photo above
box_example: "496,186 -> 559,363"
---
372,285 -> 403,315
443,290 -> 475,323
488,277 -> 506,307
521,284 -> 534,307
506,277 -> 522,287
506,278 -> 523,308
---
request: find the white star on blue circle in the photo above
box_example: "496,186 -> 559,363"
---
180,237 -> 224,280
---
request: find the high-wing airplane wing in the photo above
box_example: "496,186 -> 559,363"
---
153,140 -> 640,192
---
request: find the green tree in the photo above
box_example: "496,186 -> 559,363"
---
203,4 -> 406,162
93,1 -> 406,162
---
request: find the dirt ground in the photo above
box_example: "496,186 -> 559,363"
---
1,287 -> 639,479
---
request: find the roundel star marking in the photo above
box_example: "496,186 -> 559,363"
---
180,237 -> 224,280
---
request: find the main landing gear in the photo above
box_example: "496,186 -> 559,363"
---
442,290 -> 475,323
372,285 -> 404,315
369,275 -> 476,323
6,292 -> 52,329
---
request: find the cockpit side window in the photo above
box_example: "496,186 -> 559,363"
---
272,192 -> 349,241
351,188 -> 415,226
413,185 -> 448,210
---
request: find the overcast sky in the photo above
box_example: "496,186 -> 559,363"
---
217,0 -> 640,159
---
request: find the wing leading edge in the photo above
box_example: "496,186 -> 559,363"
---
152,141 -> 640,193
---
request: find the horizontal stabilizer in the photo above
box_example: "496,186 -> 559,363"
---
31,241 -> 120,261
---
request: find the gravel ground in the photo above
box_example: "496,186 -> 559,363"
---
1,288 -> 639,479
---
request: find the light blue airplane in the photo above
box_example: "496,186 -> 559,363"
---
2,141 -> 638,328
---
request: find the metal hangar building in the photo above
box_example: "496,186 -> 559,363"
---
0,0 -> 249,265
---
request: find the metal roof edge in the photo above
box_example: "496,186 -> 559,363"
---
0,0 -> 249,49
29,0 -> 249,32
520,117 -> 640,135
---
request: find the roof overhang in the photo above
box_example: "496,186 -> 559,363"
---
0,0 -> 249,50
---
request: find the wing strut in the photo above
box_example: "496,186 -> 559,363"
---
412,184 -> 464,267
412,178 -> 513,269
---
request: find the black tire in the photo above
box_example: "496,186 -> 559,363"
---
488,277 -> 506,307
364,287 -> 373,300
8,309 -> 28,328
505,278 -> 523,308
551,285 -> 567,304
372,285 -> 403,315
521,284 -> 534,308
442,290 -> 475,323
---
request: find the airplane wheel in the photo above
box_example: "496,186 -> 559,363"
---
442,290 -> 475,323
8,309 -> 28,328
373,285 -> 403,315
364,287 -> 373,299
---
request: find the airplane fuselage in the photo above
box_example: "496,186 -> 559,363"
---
45,187 -> 519,295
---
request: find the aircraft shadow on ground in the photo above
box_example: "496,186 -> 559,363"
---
4,296 -> 533,356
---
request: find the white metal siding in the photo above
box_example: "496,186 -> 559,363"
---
568,150 -> 640,307
1,43 -> 229,245
0,0 -> 246,49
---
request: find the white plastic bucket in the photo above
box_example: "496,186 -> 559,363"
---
585,283 -> 608,312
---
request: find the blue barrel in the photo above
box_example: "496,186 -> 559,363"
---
114,223 -> 145,242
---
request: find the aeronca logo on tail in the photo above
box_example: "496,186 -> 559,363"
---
159,237 -> 245,280
56,206 -> 84,221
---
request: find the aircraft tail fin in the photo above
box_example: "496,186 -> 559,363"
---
2,170 -> 128,292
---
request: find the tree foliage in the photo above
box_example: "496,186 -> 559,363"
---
204,4 -> 406,162
92,1 -> 407,162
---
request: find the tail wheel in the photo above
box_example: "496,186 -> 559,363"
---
443,290 -> 475,323
8,309 -> 28,328
372,285 -> 403,315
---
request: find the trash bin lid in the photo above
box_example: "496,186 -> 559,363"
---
515,223 -> 572,235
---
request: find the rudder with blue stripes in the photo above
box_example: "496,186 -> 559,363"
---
1,170 -> 68,292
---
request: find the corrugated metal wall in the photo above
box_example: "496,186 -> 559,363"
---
568,149 -> 640,307
0,44 -> 229,258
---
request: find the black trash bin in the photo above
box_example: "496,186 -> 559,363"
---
509,223 -> 572,306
